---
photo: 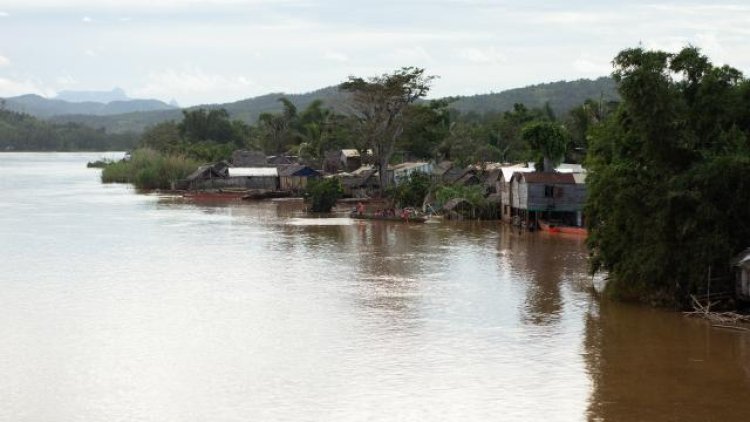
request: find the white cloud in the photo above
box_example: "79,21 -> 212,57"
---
384,46 -> 433,63
56,74 -> 78,86
133,67 -> 267,104
2,0 -> 302,11
324,51 -> 348,62
84,49 -> 96,57
0,55 -> 10,67
0,11 -> 8,17
573,54 -> 612,76
82,16 -> 92,23
534,11 -> 622,25
0,77 -> 54,97
458,47 -> 507,64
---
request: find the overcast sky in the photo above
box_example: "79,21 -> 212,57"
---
0,0 -> 748,106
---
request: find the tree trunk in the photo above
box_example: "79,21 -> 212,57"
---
543,156 -> 553,172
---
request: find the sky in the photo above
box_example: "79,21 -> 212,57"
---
0,0 -> 749,106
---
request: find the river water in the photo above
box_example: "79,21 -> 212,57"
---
0,152 -> 748,422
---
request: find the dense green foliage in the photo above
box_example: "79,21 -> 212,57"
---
585,47 -> 750,306
521,121 -> 569,171
305,178 -> 344,212
137,108 -> 251,162
101,148 -> 200,190
388,172 -> 432,208
0,107 -> 137,151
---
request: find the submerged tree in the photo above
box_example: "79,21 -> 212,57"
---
340,67 -> 436,194
586,46 -> 750,306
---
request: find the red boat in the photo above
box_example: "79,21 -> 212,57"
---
538,220 -> 587,236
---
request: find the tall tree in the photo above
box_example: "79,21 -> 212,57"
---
340,67 -> 436,193
256,98 -> 300,154
586,46 -> 750,305
521,121 -> 568,171
398,99 -> 452,160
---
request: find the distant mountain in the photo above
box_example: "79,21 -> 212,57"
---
47,86 -> 346,133
2,94 -> 178,119
56,87 -> 129,103
12,77 -> 619,134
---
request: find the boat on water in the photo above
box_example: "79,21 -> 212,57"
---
349,211 -> 427,223
538,219 -> 587,236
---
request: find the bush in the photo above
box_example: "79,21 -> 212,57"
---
101,148 -> 200,190
305,178 -> 343,212
388,172 -> 432,208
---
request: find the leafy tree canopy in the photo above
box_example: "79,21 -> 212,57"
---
586,46 -> 750,306
340,67 -> 436,193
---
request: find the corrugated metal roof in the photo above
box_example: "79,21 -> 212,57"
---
228,167 -> 278,177
501,165 -> 533,181
573,173 -> 587,184
520,172 -> 576,184
556,163 -> 585,173
390,162 -> 431,171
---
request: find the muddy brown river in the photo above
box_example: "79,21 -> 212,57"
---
1,153 -> 748,421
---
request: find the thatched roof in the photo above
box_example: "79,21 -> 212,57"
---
232,150 -> 266,167
443,198 -> 472,211
185,161 -> 229,181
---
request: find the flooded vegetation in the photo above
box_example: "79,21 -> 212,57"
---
1,153 -> 749,421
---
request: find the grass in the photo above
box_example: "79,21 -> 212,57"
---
101,148 -> 201,190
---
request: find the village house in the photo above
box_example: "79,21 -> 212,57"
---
431,160 -> 454,184
442,166 -> 481,186
323,149 -> 374,173
509,171 -> 586,229
734,248 -> 750,302
499,164 -> 534,222
389,161 -> 433,185
331,165 -> 379,197
278,164 -> 321,192
181,161 -> 230,190
226,167 -> 279,190
180,162 -> 281,191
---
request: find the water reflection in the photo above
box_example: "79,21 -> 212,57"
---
585,300 -> 750,421
497,229 -> 589,326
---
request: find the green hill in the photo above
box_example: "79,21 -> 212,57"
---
10,77 -> 619,134
0,108 -> 137,151
449,77 -> 618,117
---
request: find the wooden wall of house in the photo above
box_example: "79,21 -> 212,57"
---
739,266 -> 750,300
243,176 -> 279,190
524,183 -> 586,212
280,176 -> 311,191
